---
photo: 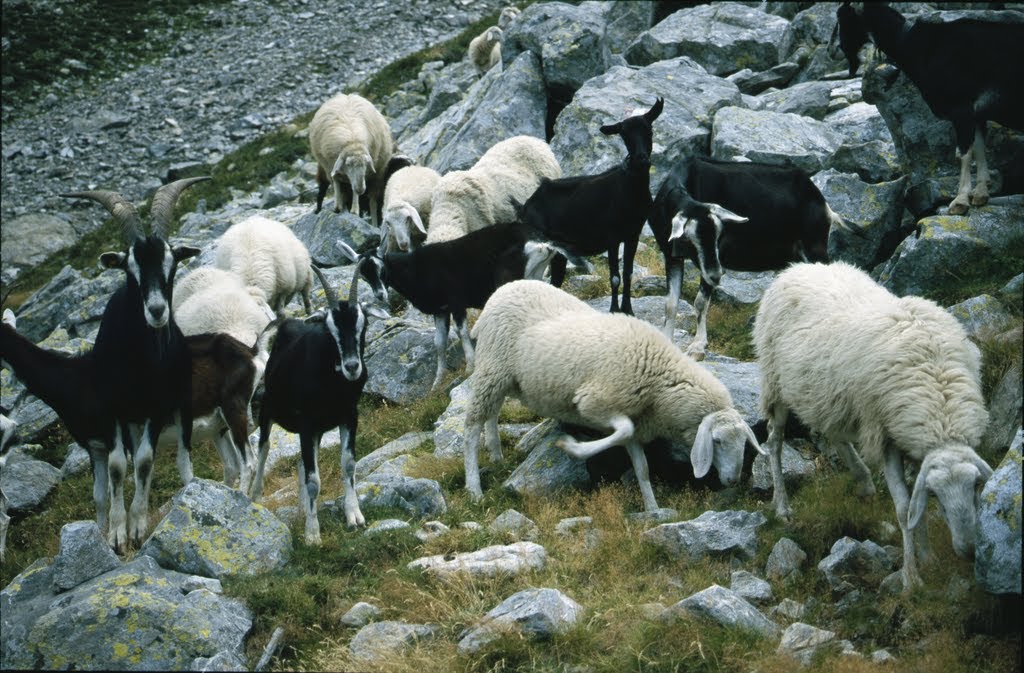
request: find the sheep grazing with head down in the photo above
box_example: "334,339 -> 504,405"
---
310,92 -> 394,225
173,266 -> 275,347
462,279 -> 764,510
469,26 -> 503,76
753,261 -> 993,591
380,165 -> 442,254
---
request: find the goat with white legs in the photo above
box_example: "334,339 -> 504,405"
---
62,177 -> 206,551
462,280 -> 764,509
249,266 -> 388,544
753,261 -> 992,591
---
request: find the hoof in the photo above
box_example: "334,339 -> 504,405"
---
969,192 -> 989,207
948,200 -> 970,215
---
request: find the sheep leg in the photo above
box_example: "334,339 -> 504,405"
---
969,127 -> 990,207
339,421 -> 365,527
108,427 -> 130,552
607,244 -> 621,313
454,309 -> 475,372
766,403 -> 792,521
882,444 -> 923,590
431,313 -> 451,389
557,415 -> 635,460
835,441 -> 876,496
686,279 -> 714,361
129,420 -> 157,545
485,416 -> 502,462
662,260 -> 684,340
298,432 -> 322,545
332,174 -> 346,215
626,440 -> 659,512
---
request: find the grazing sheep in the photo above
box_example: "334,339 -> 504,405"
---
753,261 -> 993,591
173,266 -> 275,347
215,215 -> 314,318
309,92 -> 394,225
381,165 -> 442,253
498,5 -> 521,30
462,280 -> 764,509
828,2 -> 1024,214
469,26 -> 503,76
426,135 -> 561,244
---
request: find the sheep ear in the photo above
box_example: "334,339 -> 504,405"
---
966,450 -> 994,483
600,122 -> 621,136
408,209 -> 426,235
100,251 -> 127,270
336,239 -> 360,263
332,154 -> 345,175
2,308 -> 16,328
691,414 -> 717,479
743,422 -> 767,456
907,455 -> 934,531
364,153 -> 375,174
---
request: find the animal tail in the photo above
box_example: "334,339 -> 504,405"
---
827,205 -> 867,237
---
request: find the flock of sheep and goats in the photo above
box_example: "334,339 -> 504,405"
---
0,3 -> 1019,596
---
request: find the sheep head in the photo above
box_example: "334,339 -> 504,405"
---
332,152 -> 374,215
691,409 -> 765,485
908,445 -> 993,559
382,203 -> 426,253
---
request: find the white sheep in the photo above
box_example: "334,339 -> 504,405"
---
380,165 -> 441,253
426,135 -> 561,244
309,93 -> 394,226
462,279 -> 764,510
752,261 -> 993,591
173,266 -> 276,347
214,215 -> 314,318
498,5 -> 521,30
469,26 -> 503,76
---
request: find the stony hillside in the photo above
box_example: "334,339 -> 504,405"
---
1,2 -> 1022,672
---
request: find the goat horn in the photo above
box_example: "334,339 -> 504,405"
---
310,264 -> 340,307
61,189 -> 143,243
348,260 -> 362,303
149,176 -> 211,238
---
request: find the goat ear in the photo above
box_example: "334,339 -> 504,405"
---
600,122 -> 621,136
668,214 -> 691,242
336,239 -> 360,263
907,455 -> 934,531
363,303 -> 391,320
707,203 -> 749,224
2,308 -> 16,328
644,97 -> 665,123
691,413 -> 717,479
173,245 -> 201,263
100,251 -> 127,270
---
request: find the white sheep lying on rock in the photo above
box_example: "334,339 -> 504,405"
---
753,261 -> 993,591
215,215 -> 314,318
462,279 -> 764,510
427,135 -> 561,244
173,266 -> 275,347
380,165 -> 441,253
469,26 -> 503,76
309,92 -> 394,225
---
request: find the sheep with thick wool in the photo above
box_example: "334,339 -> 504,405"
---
753,261 -> 993,591
309,93 -> 394,225
215,215 -> 313,318
380,165 -> 441,253
498,5 -> 521,30
173,266 -> 275,347
469,26 -> 503,76
462,279 -> 764,509
426,135 -> 561,244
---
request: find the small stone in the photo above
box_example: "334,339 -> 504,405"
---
341,601 -> 381,628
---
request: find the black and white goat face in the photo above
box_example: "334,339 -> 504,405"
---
828,2 -> 869,77
668,204 -> 748,287
325,302 -> 367,381
101,236 -> 200,328
600,97 -> 664,170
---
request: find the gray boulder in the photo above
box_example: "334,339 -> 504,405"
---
363,519 -> 412,536
698,358 -> 761,426
0,212 -> 79,274
877,196 -> 1024,297
947,295 -> 1016,340
662,584 -> 779,637
828,140 -> 903,185
408,542 -> 547,580
1,555 -> 251,670
823,102 -> 894,146
592,1 -> 655,55
0,448 -> 61,511
779,2 -> 840,63
817,536 -> 898,594
981,363 -> 1023,456
751,442 -> 817,491
433,377 -> 474,457
777,622 -> 839,665
975,429 -> 1022,595
139,478 -> 292,579
730,570 -> 773,604
348,621 -> 437,663
458,588 -> 584,654
50,521 -> 122,592
812,169 -> 907,269
711,106 -> 845,174
190,651 -> 248,672
714,271 -> 778,306
364,316 -> 466,404
643,509 -> 768,561
502,2 -> 612,93
356,473 -> 447,519
626,3 -> 789,76
550,57 -> 742,188
503,419 -> 593,499
489,509 -> 540,541
726,62 -> 800,96
757,81 -> 834,120
355,431 -> 431,477
290,208 -> 379,265
13,265 -> 121,343
765,537 -> 808,582
341,601 -> 382,628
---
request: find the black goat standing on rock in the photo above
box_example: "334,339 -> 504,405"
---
516,97 -> 664,315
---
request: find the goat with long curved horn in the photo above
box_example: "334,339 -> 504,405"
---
310,264 -> 340,308
60,190 -> 144,243
149,176 -> 211,238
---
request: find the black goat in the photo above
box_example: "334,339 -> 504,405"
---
517,98 -> 664,315
347,221 -> 561,389
249,266 -> 388,545
62,177 -> 206,551
649,157 -> 859,359
829,2 -> 1024,214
